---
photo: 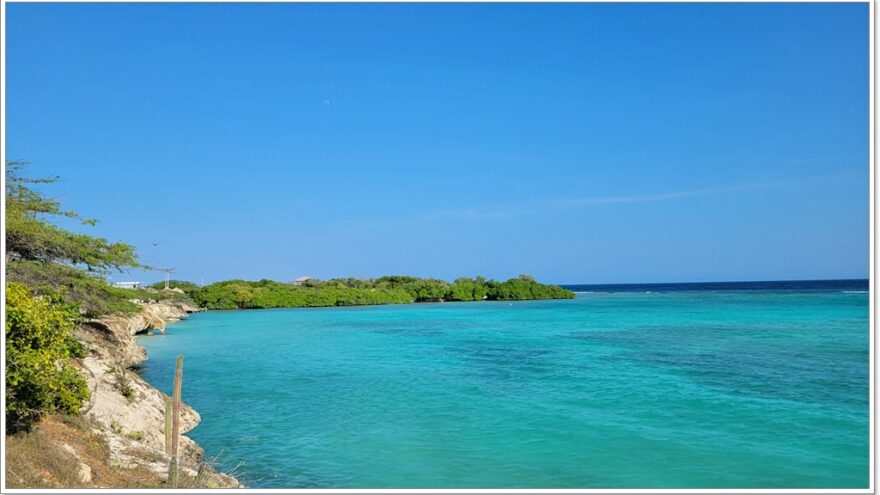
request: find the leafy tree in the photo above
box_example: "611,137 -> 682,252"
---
6,282 -> 90,431
5,162 -> 149,314
6,161 -> 140,272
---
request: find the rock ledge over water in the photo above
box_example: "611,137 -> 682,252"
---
74,301 -> 242,488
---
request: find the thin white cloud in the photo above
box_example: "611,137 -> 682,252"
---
550,188 -> 719,208
425,206 -> 525,220
425,172 -> 862,221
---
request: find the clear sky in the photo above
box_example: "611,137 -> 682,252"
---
6,3 -> 869,285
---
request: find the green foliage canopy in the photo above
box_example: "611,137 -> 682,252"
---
6,161 -> 140,272
5,282 -> 90,431
4,162 -> 177,316
185,275 -> 574,310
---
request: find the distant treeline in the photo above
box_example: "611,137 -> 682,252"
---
151,275 -> 575,310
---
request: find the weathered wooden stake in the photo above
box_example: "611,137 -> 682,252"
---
164,396 -> 172,455
172,354 -> 183,457
167,354 -> 183,487
168,456 -> 179,488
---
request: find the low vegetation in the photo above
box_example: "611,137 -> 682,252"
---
106,362 -> 135,401
5,282 -> 90,431
182,274 -> 574,310
7,261 -> 191,317
5,415 -> 231,489
5,415 -> 145,489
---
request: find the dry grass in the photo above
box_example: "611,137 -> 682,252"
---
177,453 -> 245,489
6,415 -> 240,489
6,415 -> 164,489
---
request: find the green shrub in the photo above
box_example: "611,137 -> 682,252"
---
5,282 -> 90,431
106,363 -> 134,400
6,262 -> 197,318
6,261 -> 142,317
189,275 -> 574,309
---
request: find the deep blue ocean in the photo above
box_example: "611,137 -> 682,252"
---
138,279 -> 869,488
561,278 -> 869,293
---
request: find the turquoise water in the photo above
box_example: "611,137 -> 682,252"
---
138,285 -> 869,488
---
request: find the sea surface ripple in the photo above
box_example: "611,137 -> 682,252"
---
138,280 -> 869,488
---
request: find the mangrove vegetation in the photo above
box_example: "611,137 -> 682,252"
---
155,275 -> 575,310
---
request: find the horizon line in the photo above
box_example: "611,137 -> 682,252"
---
556,277 -> 870,286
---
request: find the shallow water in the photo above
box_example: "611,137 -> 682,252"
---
138,281 -> 869,488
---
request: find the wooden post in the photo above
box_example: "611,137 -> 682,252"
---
171,355 -> 183,457
168,354 -> 183,487
164,396 -> 172,455
168,456 -> 179,488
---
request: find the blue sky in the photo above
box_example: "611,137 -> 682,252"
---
6,3 -> 869,285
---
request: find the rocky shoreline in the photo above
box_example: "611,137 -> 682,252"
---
73,300 -> 242,488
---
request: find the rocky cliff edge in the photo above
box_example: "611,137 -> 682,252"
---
72,301 -> 241,488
